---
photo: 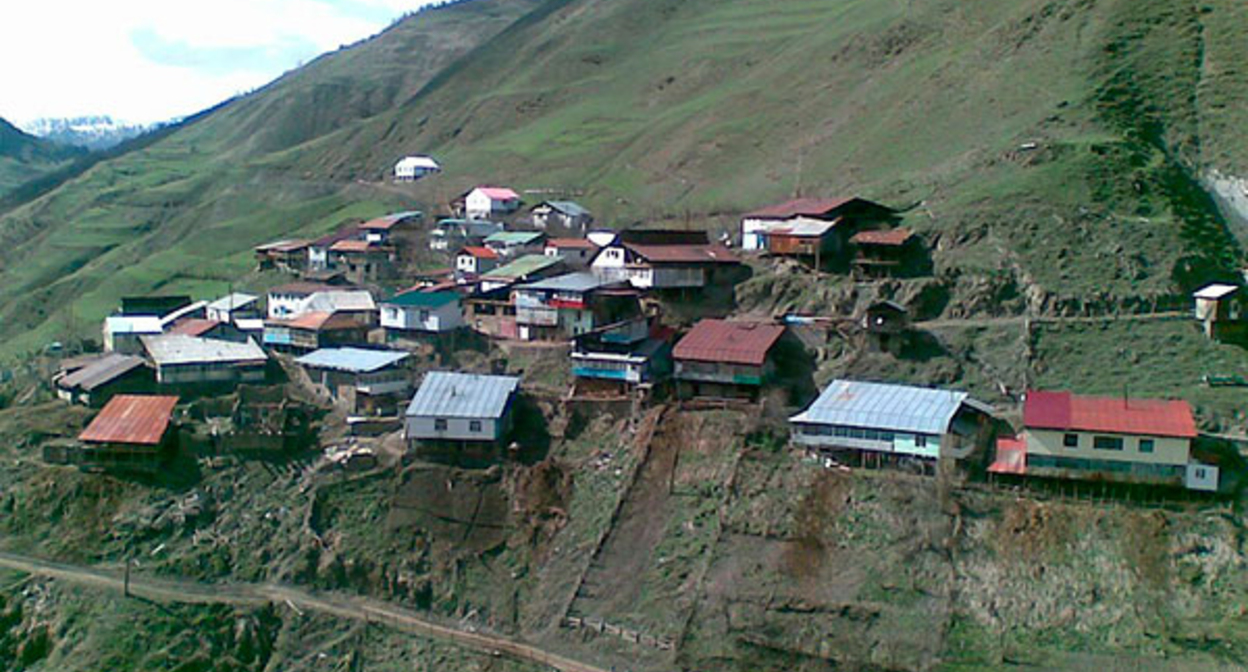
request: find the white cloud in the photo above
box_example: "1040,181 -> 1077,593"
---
0,0 -> 433,126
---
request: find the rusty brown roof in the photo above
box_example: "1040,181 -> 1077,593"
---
168,318 -> 222,337
850,228 -> 915,246
673,319 -> 785,366
626,243 -> 739,265
744,197 -> 857,220
79,395 -> 178,445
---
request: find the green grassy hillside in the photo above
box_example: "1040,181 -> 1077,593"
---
0,0 -> 1245,361
0,117 -> 83,196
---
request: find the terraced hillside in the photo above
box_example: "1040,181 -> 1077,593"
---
0,0 -> 1246,359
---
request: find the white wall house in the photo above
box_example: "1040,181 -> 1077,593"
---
455,247 -> 500,276
103,316 -> 164,354
404,372 -> 520,445
465,187 -> 522,219
589,243 -> 735,290
394,155 -> 441,182
380,291 -> 463,334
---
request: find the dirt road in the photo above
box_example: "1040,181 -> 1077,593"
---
0,550 -> 607,672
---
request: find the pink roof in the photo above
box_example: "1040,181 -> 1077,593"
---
1024,390 -> 1197,439
546,238 -> 597,249
79,395 -> 178,446
168,318 -> 222,337
476,187 -> 520,201
744,197 -> 857,220
673,319 -> 785,366
989,436 -> 1027,475
459,246 -> 499,259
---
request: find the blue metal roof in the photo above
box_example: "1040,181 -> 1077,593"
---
296,347 -> 409,373
383,291 -> 459,308
405,371 -> 520,419
789,379 -> 972,435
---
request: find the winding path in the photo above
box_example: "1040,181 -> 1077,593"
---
0,550 -> 605,672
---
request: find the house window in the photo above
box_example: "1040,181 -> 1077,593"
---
469,420 -> 482,433
1093,436 -> 1123,451
914,435 -> 927,448
1063,433 -> 1079,448
419,310 -> 430,321
434,418 -> 448,431
1195,467 -> 1208,479
1139,438 -> 1155,453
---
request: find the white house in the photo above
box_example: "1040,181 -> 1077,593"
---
380,291 -> 463,335
544,238 -> 599,269
530,200 -> 593,231
393,155 -> 441,182
404,372 -> 520,447
103,316 -> 164,354
465,187 -> 522,219
484,231 -> 546,258
206,293 -> 259,324
589,242 -> 739,290
266,283 -> 336,319
456,246 -> 501,276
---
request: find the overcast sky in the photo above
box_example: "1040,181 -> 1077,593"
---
1,0 -> 434,127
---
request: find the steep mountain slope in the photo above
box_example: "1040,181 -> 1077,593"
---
0,0 -> 540,357
0,117 -> 84,195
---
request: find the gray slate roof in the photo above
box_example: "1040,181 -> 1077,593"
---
405,372 -> 520,420
58,353 -> 147,391
789,379 -> 974,436
296,347 -> 409,373
516,272 -> 618,293
142,335 -> 268,367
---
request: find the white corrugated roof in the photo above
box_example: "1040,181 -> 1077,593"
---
396,155 -> 440,170
405,371 -> 519,420
142,334 -> 267,367
1193,283 -> 1239,300
305,290 -> 376,313
789,379 -> 975,436
207,292 -> 258,312
296,347 -> 409,373
105,316 -> 163,334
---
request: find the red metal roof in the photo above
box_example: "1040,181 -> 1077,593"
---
744,197 -> 857,220
546,238 -> 597,249
673,319 -> 786,366
312,226 -> 362,247
851,228 -> 915,246
1023,390 -> 1197,439
168,318 -> 221,337
79,395 -> 178,446
459,246 -> 499,259
989,436 -> 1027,475
282,312 -> 334,330
475,186 -> 521,201
626,243 -> 739,265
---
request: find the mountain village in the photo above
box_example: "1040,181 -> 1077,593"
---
46,153 -> 1237,499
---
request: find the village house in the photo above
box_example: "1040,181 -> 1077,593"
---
1193,283 -> 1247,343
478,254 -> 566,293
359,211 -> 422,244
103,315 -> 164,354
861,300 -> 910,354
142,334 -> 269,386
740,197 -> 896,254
206,293 -> 260,324
74,394 -> 180,473
672,319 -> 787,399
54,353 -> 153,406
789,380 -> 994,465
429,218 -> 504,251
850,228 -> 924,279
462,186 -> 522,219
167,318 -> 245,343
308,226 -> 363,272
590,237 -> 740,290
393,155 -> 441,182
380,290 -> 463,337
456,246 -> 501,277
263,312 -> 371,351
571,319 -> 674,396
513,272 -> 640,341
404,371 -> 522,462
296,347 -> 412,415
484,231 -> 546,258
329,239 -> 395,283
530,200 -> 593,231
267,282 -> 337,319
993,390 -> 1219,491
544,238 -> 598,269
254,239 -> 310,273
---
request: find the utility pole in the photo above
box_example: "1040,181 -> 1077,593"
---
123,557 -> 132,598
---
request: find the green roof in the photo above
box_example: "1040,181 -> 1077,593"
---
483,254 -> 562,279
383,291 -> 459,308
484,231 -> 544,245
